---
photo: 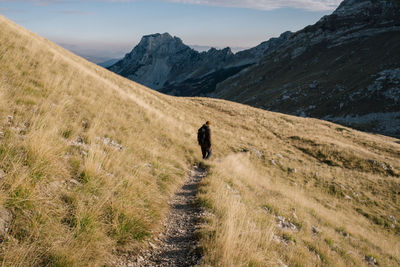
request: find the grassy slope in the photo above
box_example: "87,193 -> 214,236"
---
0,16 -> 399,266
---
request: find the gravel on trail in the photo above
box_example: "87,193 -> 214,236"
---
115,166 -> 207,267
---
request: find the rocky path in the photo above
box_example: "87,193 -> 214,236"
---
117,166 -> 207,267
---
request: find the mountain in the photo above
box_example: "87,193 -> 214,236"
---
214,0 -> 400,137
108,32 -> 291,96
98,58 -> 121,68
1,13 -> 400,267
109,0 -> 400,138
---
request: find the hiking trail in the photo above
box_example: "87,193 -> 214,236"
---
115,166 -> 207,267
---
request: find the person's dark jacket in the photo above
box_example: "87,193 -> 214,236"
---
198,124 -> 211,148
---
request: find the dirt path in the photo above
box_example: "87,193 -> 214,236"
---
116,166 -> 207,267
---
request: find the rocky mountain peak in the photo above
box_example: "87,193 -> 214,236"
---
333,0 -> 399,16
134,32 -> 186,54
333,0 -> 373,16
109,31 -> 284,92
206,47 -> 233,57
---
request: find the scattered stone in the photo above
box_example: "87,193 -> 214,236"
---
340,230 -> 350,238
273,234 -> 281,244
0,207 -> 11,237
311,226 -> 320,234
270,159 -> 277,166
292,211 -> 298,219
17,127 -> 27,135
69,179 -> 80,185
263,206 -> 271,213
277,259 -> 288,267
273,233 -> 295,245
276,216 -> 297,231
388,215 -> 396,223
276,153 -> 284,159
7,115 -> 13,125
48,181 -> 63,190
365,255 -> 377,266
251,148 -> 262,159
81,150 -> 88,157
0,131 -> 4,138
226,184 -> 238,194
309,80 -> 319,89
106,172 -> 115,177
344,195 -> 352,200
288,168 -> 297,173
69,137 -> 88,147
149,242 -> 157,249
98,137 -> 123,150
368,159 -> 391,171
0,169 -> 5,179
82,120 -> 90,130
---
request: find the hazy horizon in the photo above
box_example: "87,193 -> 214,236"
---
0,0 -> 342,62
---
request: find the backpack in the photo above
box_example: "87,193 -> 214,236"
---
197,125 -> 206,145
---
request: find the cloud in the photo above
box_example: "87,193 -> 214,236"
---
0,0 -> 343,11
103,0 -> 343,11
0,0 -> 65,6
163,0 -> 342,11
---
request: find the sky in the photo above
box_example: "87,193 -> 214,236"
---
0,0 -> 342,62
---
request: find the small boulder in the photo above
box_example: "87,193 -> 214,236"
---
81,120 -> 90,130
0,169 -> 5,179
81,150 -> 88,157
251,148 -> 262,159
76,136 -> 84,144
0,207 -> 11,237
69,179 -> 80,186
277,259 -> 288,267
7,115 -> 13,125
365,255 -> 377,266
276,215 -> 297,231
311,226 -> 320,234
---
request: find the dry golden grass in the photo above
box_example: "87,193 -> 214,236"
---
0,15 -> 399,266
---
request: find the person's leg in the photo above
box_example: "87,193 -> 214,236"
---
201,146 -> 207,159
205,147 -> 212,159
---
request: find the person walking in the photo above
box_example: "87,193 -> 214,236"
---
197,121 -> 212,159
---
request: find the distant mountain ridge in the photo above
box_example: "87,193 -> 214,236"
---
108,32 -> 291,96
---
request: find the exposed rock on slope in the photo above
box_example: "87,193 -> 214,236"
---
214,0 -> 400,137
108,32 -> 292,96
